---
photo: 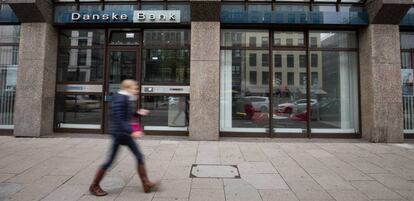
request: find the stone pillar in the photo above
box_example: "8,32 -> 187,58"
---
189,1 -> 220,140
359,25 -> 404,142
359,0 -> 412,142
8,0 -> 57,137
13,23 -> 57,137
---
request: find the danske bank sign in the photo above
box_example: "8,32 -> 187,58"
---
70,10 -> 180,23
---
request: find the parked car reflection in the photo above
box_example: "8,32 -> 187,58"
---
234,96 -> 269,112
277,99 -> 317,114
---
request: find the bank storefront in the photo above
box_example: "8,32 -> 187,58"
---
1,0 -> 413,141
53,1 -> 191,134
51,0 -> 365,137
218,0 -> 366,137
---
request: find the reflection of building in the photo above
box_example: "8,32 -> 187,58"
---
239,32 -> 323,96
67,31 -> 94,81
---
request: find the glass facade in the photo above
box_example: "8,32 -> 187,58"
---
141,29 -> 190,131
55,29 -> 190,132
400,32 -> 414,134
56,29 -> 105,129
142,30 -> 190,84
0,25 -> 20,130
220,30 -> 359,135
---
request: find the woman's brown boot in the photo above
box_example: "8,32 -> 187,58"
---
89,168 -> 108,196
137,164 -> 157,193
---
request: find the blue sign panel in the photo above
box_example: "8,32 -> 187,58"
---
221,11 -> 369,25
55,5 -> 189,24
0,4 -> 19,23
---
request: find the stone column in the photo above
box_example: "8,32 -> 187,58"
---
359,0 -> 412,142
359,25 -> 404,142
13,23 -> 57,137
189,1 -> 220,140
8,0 -> 57,137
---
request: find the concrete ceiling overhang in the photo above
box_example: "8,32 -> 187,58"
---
365,0 -> 413,24
5,0 -> 53,23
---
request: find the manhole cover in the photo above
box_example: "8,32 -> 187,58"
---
190,164 -> 240,178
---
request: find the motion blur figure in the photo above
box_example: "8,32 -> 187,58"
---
89,79 -> 157,196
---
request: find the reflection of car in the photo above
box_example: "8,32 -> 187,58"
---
235,96 -> 269,113
277,99 -> 317,113
290,110 -> 309,121
65,95 -> 100,111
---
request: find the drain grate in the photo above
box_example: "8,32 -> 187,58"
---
190,164 -> 240,179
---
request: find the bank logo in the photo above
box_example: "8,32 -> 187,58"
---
69,10 -> 180,23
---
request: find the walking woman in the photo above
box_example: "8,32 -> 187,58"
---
89,79 -> 157,196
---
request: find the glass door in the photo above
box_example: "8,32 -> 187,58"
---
103,49 -> 139,132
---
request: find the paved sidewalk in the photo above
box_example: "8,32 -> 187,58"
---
0,136 -> 414,201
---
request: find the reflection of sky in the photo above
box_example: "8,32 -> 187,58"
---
320,33 -> 335,42
402,69 -> 414,84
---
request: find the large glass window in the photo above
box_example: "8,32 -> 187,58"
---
220,30 -> 270,133
142,30 -> 190,84
220,29 -> 359,135
141,96 -> 189,131
55,94 -> 102,129
272,49 -> 308,133
57,30 -> 105,82
0,25 -> 19,130
55,29 -> 105,130
400,32 -> 414,133
57,48 -> 104,82
309,31 -> 359,133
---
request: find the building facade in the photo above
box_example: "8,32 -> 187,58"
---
0,0 -> 413,142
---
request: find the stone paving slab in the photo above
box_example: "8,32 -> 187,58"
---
0,136 -> 413,201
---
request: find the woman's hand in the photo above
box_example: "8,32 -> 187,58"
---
132,131 -> 143,139
137,109 -> 150,116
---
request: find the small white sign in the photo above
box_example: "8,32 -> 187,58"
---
126,33 -> 135,38
133,10 -> 180,23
